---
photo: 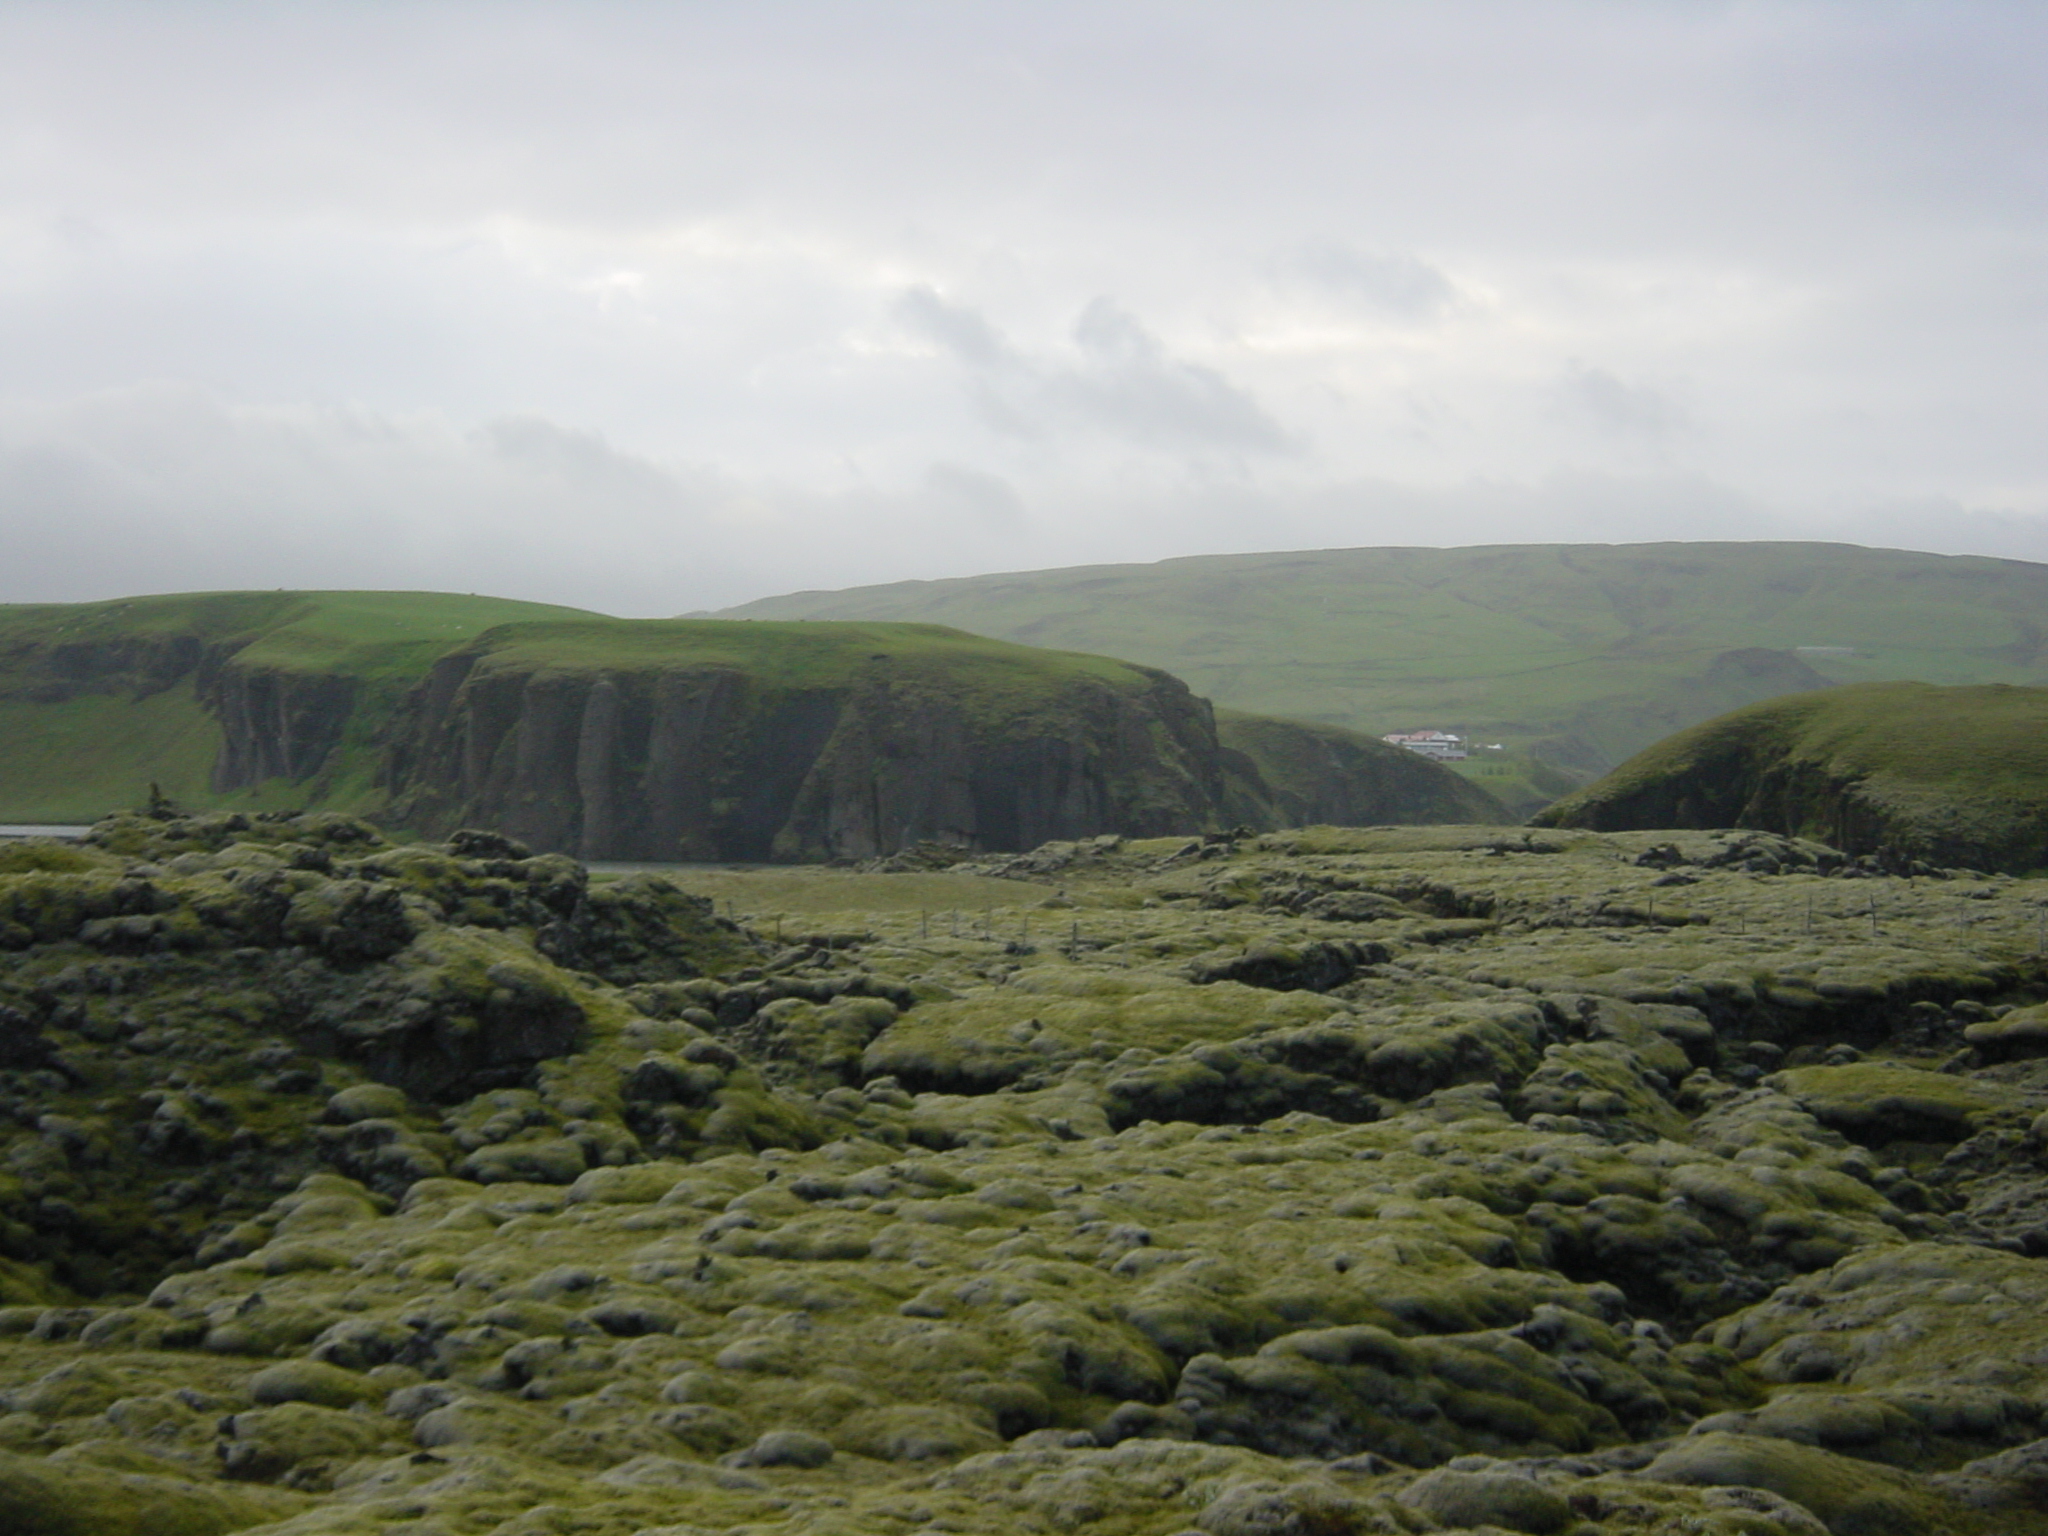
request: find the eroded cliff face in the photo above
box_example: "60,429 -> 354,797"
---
204,665 -> 359,791
3,632 -> 208,705
3,599 -> 1501,850
1543,740 -> 2046,873
0,620 -> 362,797
379,651 -> 1239,860
1536,685 -> 2048,874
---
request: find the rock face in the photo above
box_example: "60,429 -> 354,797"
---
378,623 -> 1253,860
205,665 -> 360,791
0,594 -> 1503,854
1537,681 -> 2048,873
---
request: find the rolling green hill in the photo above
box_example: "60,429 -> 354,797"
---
0,592 -> 1500,853
0,590 -> 596,822
1534,680 -> 2048,872
719,541 -> 2048,808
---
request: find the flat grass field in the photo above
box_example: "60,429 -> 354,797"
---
722,540 -> 2048,775
0,589 -> 600,679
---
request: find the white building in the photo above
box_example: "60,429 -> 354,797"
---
1382,730 -> 1468,761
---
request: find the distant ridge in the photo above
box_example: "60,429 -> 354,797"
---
720,540 -> 2048,808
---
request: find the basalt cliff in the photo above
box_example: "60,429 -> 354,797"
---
0,593 -> 1502,856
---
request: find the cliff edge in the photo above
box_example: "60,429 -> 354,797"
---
0,593 -> 1503,856
1535,680 -> 2048,872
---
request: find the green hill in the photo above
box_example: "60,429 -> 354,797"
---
0,592 -> 1501,854
0,590 -> 596,822
719,541 -> 2048,809
1534,680 -> 2048,872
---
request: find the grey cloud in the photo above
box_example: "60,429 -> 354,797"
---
5,384 -> 2047,620
1287,243 -> 1459,318
897,290 -> 1292,457
893,286 -> 1013,369
477,416 -> 684,498
0,386 -> 741,613
1050,299 -> 1293,455
921,461 -> 1027,527
1,4 -> 2046,606
1562,364 -> 1685,436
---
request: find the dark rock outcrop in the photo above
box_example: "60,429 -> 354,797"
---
205,667 -> 359,791
2,595 -> 1502,855
379,626 -> 1313,860
1537,682 -> 2048,873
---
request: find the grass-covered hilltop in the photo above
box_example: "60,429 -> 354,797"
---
1536,682 -> 2048,875
721,540 -> 2048,812
4,809 -> 2048,1534
0,591 -> 1499,856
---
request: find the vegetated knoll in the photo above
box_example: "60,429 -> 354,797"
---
0,594 -> 1501,856
0,811 -> 766,1300
720,539 -> 2048,806
1535,681 -> 2048,874
6,814 -> 2048,1533
0,590 -> 597,824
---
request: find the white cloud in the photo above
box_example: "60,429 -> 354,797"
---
0,2 -> 2044,608
1284,244 -> 1460,320
894,288 -> 1291,457
1560,363 -> 1685,437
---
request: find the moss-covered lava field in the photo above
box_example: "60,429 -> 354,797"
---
4,812 -> 2048,1533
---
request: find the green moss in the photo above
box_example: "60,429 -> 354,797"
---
0,810 -> 2045,1534
0,1447 -> 307,1535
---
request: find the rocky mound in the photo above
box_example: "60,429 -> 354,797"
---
0,594 -> 1503,856
1534,681 -> 2048,873
1,814 -> 2047,1532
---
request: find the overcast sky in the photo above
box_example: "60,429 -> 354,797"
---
3,1 -> 2045,614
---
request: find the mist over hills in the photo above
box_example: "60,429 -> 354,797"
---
721,541 -> 2048,808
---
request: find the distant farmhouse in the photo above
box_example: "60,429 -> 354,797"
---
1383,729 -> 1468,761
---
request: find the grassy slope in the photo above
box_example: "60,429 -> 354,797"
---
1215,708 -> 1506,825
459,618 -> 1161,735
719,541 -> 2048,776
1537,681 -> 2048,868
0,591 -> 596,821
0,691 -> 224,822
